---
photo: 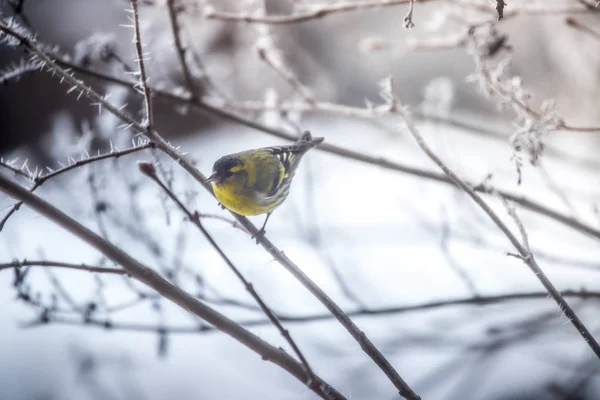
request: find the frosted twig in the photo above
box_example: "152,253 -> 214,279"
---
0,142 -> 154,232
129,0 -> 154,130
394,81 -> 600,360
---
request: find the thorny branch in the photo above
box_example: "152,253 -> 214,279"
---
0,141 -> 155,231
0,16 -> 420,400
35,60 -> 600,242
129,0 -> 154,130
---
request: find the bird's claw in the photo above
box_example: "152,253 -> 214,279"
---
218,202 -> 226,210
251,228 -> 266,244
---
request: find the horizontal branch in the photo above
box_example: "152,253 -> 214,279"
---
0,260 -> 127,274
203,1 -> 593,25
204,0 -> 424,24
29,290 -> 600,334
44,63 -> 600,241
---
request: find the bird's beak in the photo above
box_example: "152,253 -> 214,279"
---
206,171 -> 220,184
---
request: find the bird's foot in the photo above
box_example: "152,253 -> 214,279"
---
251,228 -> 266,244
217,202 -> 226,210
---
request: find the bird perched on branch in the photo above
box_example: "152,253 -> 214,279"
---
206,131 -> 324,242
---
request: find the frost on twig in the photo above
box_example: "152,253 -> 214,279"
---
466,26 -> 564,184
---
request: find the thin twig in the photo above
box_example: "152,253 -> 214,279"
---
27,290 -> 600,334
403,0 -> 415,28
0,141 -> 155,232
395,91 -> 600,360
0,172 -> 345,400
565,16 -> 600,41
204,0 -> 431,24
139,162 -> 318,390
166,0 -> 199,101
129,0 -> 154,130
0,159 -> 31,180
0,260 -> 127,274
4,29 -> 600,244
256,46 -> 315,105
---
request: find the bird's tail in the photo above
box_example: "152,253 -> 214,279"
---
295,131 -> 324,152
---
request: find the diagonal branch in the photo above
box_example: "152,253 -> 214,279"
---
0,260 -> 127,274
139,162 -> 318,390
0,173 -> 345,400
166,0 -> 199,101
0,141 -> 155,232
395,90 -> 600,360
0,18 -> 418,399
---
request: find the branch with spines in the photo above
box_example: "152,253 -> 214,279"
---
128,0 -> 154,130
0,140 -> 155,231
0,14 -> 421,400
28,55 -> 600,242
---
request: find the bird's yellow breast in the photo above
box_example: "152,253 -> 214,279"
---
211,182 -> 274,216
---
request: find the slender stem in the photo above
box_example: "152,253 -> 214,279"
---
0,260 -> 126,274
139,162 -> 318,388
31,289 -> 600,334
12,56 -> 600,240
0,173 -> 345,400
166,0 -> 199,101
204,0 -> 429,24
0,142 -> 154,232
397,97 -> 600,360
130,0 -> 154,130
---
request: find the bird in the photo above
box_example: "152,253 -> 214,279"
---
206,131 -> 324,242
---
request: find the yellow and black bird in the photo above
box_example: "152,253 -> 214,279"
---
206,131 -> 324,241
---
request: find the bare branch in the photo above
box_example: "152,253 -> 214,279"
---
495,0 -> 507,20
0,141 -> 155,232
565,16 -> 600,41
27,290 -> 600,333
7,48 -> 600,242
256,46 -> 315,105
0,260 -> 127,274
129,0 -> 154,130
204,0 -> 426,25
166,0 -> 199,101
394,84 -> 600,360
0,173 -> 345,400
139,162 -> 318,390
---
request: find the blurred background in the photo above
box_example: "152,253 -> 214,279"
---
2,0 -> 600,399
